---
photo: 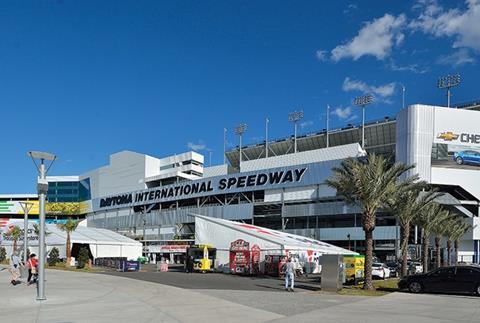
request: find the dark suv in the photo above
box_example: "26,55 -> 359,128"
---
398,265 -> 480,296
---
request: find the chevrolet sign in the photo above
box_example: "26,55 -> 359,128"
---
437,132 -> 459,141
437,131 -> 480,144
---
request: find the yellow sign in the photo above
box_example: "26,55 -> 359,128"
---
437,132 -> 459,141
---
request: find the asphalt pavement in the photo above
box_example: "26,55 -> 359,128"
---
2,264 -> 480,323
100,264 -> 322,292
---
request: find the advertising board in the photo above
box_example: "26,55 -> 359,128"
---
432,108 -> 480,170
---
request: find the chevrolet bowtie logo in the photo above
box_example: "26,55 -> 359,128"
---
437,132 -> 459,141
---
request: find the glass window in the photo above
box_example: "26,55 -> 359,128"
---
435,267 -> 455,275
456,267 -> 480,275
56,182 -> 76,187
79,178 -> 91,201
57,189 -> 73,194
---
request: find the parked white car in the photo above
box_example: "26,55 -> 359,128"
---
372,263 -> 391,279
408,261 -> 423,274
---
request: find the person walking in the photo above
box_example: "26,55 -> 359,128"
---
27,253 -> 38,285
9,251 -> 22,285
284,258 -> 295,292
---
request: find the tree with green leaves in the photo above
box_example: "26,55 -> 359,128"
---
0,247 -> 6,262
387,182 -> 438,277
415,203 -> 451,273
57,218 -> 79,267
327,154 -> 415,290
48,247 -> 60,266
77,247 -> 90,269
431,211 -> 455,269
446,218 -> 473,266
33,223 -> 51,237
2,225 -> 22,253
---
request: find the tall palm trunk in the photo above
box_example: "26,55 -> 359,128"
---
364,227 -> 374,290
447,240 -> 452,266
435,236 -> 441,269
422,232 -> 429,273
401,223 -> 410,277
454,240 -> 459,265
13,239 -> 18,253
66,232 -> 71,267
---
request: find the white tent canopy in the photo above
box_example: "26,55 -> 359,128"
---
193,213 -> 357,273
0,220 -> 141,260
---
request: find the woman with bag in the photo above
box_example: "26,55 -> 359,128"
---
9,251 -> 22,285
27,253 -> 38,285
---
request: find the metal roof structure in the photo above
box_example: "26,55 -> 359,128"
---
226,117 -> 396,168
454,98 -> 480,111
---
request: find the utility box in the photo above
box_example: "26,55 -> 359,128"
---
321,254 -> 344,292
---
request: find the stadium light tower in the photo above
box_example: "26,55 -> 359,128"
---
437,74 -> 461,108
18,201 -> 34,265
288,110 -> 304,154
353,94 -> 374,150
234,123 -> 247,170
28,150 -> 57,301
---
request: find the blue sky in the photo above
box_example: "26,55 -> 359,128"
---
1,0 -> 480,193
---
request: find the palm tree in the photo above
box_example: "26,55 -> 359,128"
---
448,219 -> 473,265
57,218 -> 79,267
431,212 -> 455,269
415,204 -> 450,273
2,225 -> 22,252
33,223 -> 51,237
387,183 -> 438,277
327,154 -> 414,290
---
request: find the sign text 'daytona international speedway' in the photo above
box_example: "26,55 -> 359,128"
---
98,167 -> 307,209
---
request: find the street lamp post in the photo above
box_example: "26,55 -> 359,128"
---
18,202 -> 34,264
223,128 -> 227,165
28,151 -> 56,301
234,123 -> 247,170
288,110 -> 304,154
326,105 -> 330,148
265,117 -> 269,158
353,94 -> 374,150
437,74 -> 461,108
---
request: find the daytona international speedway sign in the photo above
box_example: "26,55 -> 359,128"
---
94,166 -> 309,210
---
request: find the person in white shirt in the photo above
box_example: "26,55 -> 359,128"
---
284,258 -> 295,292
9,251 -> 22,285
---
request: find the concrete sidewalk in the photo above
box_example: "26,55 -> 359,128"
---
0,267 -> 283,323
2,266 -> 479,323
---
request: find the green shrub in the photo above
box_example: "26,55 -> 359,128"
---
48,247 -> 60,266
77,247 -> 90,269
0,247 -> 6,262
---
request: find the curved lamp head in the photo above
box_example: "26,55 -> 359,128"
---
28,151 -> 56,161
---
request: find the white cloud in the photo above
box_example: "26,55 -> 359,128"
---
187,141 -> 208,151
343,3 -> 358,15
388,60 -> 428,74
331,13 -> 406,61
300,121 -> 314,129
315,50 -> 328,61
437,48 -> 476,66
342,77 -> 396,98
410,0 -> 480,52
332,106 -> 354,119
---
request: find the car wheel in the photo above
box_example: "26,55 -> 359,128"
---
456,157 -> 464,165
408,281 -> 423,293
476,284 -> 480,296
